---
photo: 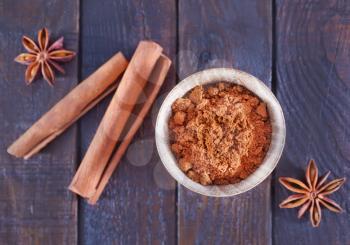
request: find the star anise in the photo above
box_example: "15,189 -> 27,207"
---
279,159 -> 346,227
14,28 -> 76,86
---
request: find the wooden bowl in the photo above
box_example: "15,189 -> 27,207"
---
155,68 -> 285,197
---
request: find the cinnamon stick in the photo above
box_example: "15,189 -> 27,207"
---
7,52 -> 128,159
69,41 -> 163,198
88,55 -> 171,204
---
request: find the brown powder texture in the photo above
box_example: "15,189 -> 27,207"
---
169,82 -> 272,185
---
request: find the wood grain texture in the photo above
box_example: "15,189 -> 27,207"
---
274,0 -> 350,244
79,0 -> 176,244
0,0 -> 79,244
178,1 -> 272,244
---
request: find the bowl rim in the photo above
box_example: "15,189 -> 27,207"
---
155,68 -> 286,197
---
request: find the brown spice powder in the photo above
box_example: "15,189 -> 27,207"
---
169,82 -> 272,185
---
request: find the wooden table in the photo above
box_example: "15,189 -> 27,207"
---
1,0 -> 349,244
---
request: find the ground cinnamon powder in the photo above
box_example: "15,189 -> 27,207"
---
169,82 -> 272,185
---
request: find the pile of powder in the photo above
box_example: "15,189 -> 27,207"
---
168,82 -> 272,185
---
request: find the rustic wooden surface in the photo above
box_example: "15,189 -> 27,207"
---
0,0 -> 79,244
0,0 -> 349,244
274,0 -> 350,244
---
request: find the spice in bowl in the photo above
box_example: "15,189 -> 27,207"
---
168,82 -> 272,185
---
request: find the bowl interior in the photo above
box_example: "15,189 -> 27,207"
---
155,68 -> 285,197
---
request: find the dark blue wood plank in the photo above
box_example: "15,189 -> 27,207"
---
0,0 -> 79,244
178,1 -> 273,244
78,1 -> 177,244
274,0 -> 350,244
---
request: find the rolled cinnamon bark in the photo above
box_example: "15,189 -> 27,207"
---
7,52 -> 128,159
88,55 -> 171,204
69,41 -> 163,198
